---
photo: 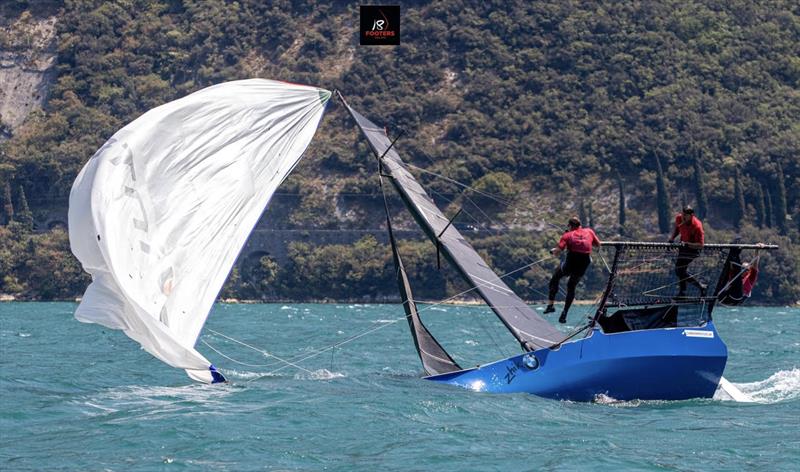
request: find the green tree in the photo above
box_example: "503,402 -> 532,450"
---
219,267 -> 241,300
755,182 -> 766,229
2,181 -> 12,225
18,229 -> 89,299
764,186 -> 774,228
0,225 -> 23,293
16,186 -> 33,232
693,158 -> 708,219
655,155 -> 670,234
0,0 -> 798,303
774,163 -> 788,234
617,172 -> 626,236
252,256 -> 280,298
733,170 -> 746,230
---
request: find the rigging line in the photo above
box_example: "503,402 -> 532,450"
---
200,339 -> 273,368
210,250 -> 558,380
427,186 -> 560,299
401,155 -> 587,284
597,250 -> 612,274
471,302 -> 514,359
548,321 -> 593,350
405,162 -> 517,207
206,328 -> 317,375
403,144 -> 556,227
275,255 -> 555,360
418,187 -> 543,356
423,180 -> 570,295
576,295 -> 603,326
462,192 -> 527,244
422,190 -> 565,297
404,146 -> 564,227
246,255 -> 559,378
405,159 -> 577,232
460,191 -> 567,297
715,252 -> 761,296
426,181 -> 540,267
610,248 -> 685,277
259,255 -> 552,375
263,316 -> 408,377
399,139 -> 516,206
638,263 -> 722,297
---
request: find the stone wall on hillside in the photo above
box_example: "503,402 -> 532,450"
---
0,12 -> 57,138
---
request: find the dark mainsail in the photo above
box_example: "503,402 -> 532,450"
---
339,93 -> 563,350
381,175 -> 462,375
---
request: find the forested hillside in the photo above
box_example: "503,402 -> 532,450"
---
1,0 -> 798,304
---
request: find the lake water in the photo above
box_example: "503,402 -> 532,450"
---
1,302 -> 798,471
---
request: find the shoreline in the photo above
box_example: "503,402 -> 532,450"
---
2,293 -> 797,307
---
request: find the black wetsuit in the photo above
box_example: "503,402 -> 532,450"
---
548,252 -> 591,314
675,247 -> 703,295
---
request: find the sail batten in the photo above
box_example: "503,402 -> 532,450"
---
70,79 -> 329,382
340,95 -> 562,350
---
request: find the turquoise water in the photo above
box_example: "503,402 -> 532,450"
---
1,302 -> 798,471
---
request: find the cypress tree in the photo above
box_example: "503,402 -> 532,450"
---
693,158 -> 708,219
587,200 -> 594,228
578,197 -> 587,227
655,155 -> 670,234
2,181 -> 12,224
17,186 -> 34,232
617,172 -> 626,235
733,170 -> 746,230
796,209 -> 800,234
765,187 -> 774,228
775,163 -> 788,234
755,182 -> 766,228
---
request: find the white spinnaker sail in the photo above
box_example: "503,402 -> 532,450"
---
69,79 -> 330,383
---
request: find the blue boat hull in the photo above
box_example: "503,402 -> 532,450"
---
425,322 -> 727,401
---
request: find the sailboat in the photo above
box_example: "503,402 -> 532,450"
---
68,80 -> 776,402
69,79 -> 331,383
338,92 -> 777,401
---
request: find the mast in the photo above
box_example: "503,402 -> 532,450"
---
338,92 -> 563,350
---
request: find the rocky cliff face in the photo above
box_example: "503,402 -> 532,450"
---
0,11 -> 57,138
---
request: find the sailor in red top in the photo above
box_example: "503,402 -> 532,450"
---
741,261 -> 758,297
719,251 -> 762,304
668,206 -> 707,297
544,217 -> 601,323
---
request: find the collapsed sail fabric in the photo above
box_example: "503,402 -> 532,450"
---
339,93 -> 563,350
380,176 -> 461,376
69,79 -> 330,383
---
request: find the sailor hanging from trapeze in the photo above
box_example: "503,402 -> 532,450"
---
718,246 -> 763,305
544,217 -> 601,323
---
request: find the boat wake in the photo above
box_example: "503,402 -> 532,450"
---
590,369 -> 799,406
294,369 -> 346,380
590,394 -> 658,407
717,368 -> 800,403
79,383 -> 238,420
223,368 -> 346,381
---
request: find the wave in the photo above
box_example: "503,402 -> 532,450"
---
224,369 -> 282,380
294,368 -> 346,380
223,368 -> 346,382
728,368 -> 800,403
592,370 -> 799,406
77,383 -> 239,420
